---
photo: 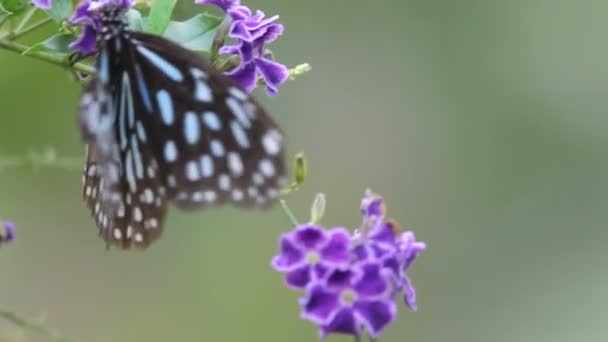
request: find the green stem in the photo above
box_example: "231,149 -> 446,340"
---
0,307 -> 76,342
210,16 -> 232,65
279,198 -> 299,227
13,17 -> 53,39
0,38 -> 95,74
14,6 -> 37,34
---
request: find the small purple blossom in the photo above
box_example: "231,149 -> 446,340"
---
196,0 -> 288,95
272,225 -> 351,289
301,262 -> 397,338
32,0 -> 52,10
1,221 -> 15,245
69,0 -> 134,54
271,190 -> 426,338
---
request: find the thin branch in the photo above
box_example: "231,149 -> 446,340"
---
0,38 -> 95,74
279,198 -> 299,227
12,17 -> 53,39
0,307 -> 76,342
14,6 -> 37,34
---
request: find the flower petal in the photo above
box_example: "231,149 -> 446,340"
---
292,225 -> 327,250
284,265 -> 312,289
319,228 -> 351,265
32,0 -> 52,10
271,233 -> 305,271
253,57 -> 288,95
353,262 -> 390,299
354,300 -> 397,338
361,190 -> 386,219
300,284 -> 340,325
229,21 -> 253,41
401,274 -> 418,311
69,24 -> 98,55
1,222 -> 15,243
225,61 -> 257,93
369,221 -> 398,245
69,0 -> 93,24
320,308 -> 359,337
195,0 -> 240,11
227,4 -> 251,21
400,231 -> 426,270
325,268 -> 354,291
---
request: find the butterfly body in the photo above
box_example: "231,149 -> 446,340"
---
80,5 -> 286,248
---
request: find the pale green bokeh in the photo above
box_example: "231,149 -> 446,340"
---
2,0 -> 608,341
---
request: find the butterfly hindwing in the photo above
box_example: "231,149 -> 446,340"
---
81,66 -> 169,248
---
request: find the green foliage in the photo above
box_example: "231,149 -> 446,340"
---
163,13 -> 222,53
22,33 -> 76,56
45,0 -> 72,23
145,0 -> 177,35
0,3 -> 12,24
125,8 -> 143,31
1,0 -> 26,14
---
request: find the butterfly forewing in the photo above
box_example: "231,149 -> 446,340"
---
128,32 -> 286,209
79,7 -> 286,249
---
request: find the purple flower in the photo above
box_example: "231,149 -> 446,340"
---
300,262 -> 397,338
272,225 -> 351,289
196,0 -> 288,95
397,231 -> 426,311
69,0 -> 135,54
1,221 -> 15,245
32,0 -> 52,10
194,0 -> 240,11
271,190 -> 426,338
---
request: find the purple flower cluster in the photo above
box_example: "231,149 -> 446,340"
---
68,0 -> 135,54
0,221 -> 15,246
272,191 -> 426,338
196,0 -> 288,94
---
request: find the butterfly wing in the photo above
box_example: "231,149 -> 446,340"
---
80,52 -> 169,248
80,29 -> 285,249
128,32 -> 286,209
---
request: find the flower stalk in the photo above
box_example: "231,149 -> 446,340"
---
0,307 -> 76,342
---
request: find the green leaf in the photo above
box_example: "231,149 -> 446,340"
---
46,0 -> 71,23
22,33 -> 76,56
125,9 -> 143,31
162,14 -> 222,53
1,0 -> 26,13
145,0 -> 176,35
0,3 -> 12,23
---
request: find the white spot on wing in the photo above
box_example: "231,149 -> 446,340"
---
183,111 -> 200,144
194,80 -> 213,102
259,159 -> 275,177
157,90 -> 174,125
226,97 -> 251,128
262,129 -> 282,155
210,139 -> 225,157
202,111 -> 221,131
228,87 -> 248,101
186,160 -> 201,181
218,173 -> 231,191
231,121 -> 250,148
228,152 -> 244,176
136,45 -> 184,82
164,140 -> 178,162
200,154 -> 214,177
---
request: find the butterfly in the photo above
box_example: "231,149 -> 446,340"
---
79,4 -> 286,249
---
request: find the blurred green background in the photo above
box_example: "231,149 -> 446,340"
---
2,0 -> 608,341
